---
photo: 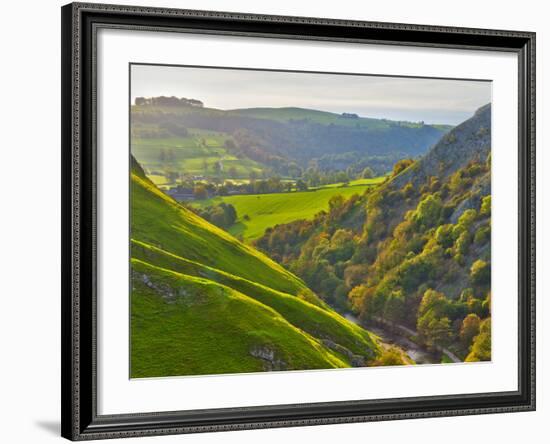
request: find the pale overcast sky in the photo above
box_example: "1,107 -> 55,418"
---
131,64 -> 491,125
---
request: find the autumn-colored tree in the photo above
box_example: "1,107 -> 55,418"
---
348,285 -> 374,314
392,158 -> 414,177
343,264 -> 368,288
373,347 -> 406,366
460,313 -> 481,347
193,185 -> 208,200
466,318 -> 491,362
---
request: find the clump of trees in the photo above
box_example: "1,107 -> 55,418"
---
466,318 -> 491,361
194,203 -> 237,229
134,96 -> 204,107
257,155 -> 492,361
392,158 -> 415,177
193,185 -> 208,200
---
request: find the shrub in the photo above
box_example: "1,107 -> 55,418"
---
482,292 -> 491,316
412,194 -> 443,229
459,288 -> 474,303
457,209 -> 477,230
392,158 -> 414,177
474,225 -> 491,244
435,224 -> 454,248
467,297 -> 485,317
373,347 -> 406,366
453,252 -> 465,265
464,161 -> 484,177
428,176 -> 441,192
480,195 -> 491,216
402,182 -> 414,198
454,230 -> 471,255
470,259 -> 491,286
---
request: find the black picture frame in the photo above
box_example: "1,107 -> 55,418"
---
61,2 -> 536,440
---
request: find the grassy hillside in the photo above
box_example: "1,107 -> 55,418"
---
131,260 -> 349,377
191,178 -> 384,241
227,107 -> 431,129
132,241 -> 379,356
132,102 -> 449,176
132,173 -> 306,295
132,129 -> 265,186
130,162 -> 385,377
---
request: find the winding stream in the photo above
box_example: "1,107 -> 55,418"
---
344,313 -> 443,364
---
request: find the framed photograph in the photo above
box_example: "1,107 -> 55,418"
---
61,2 -> 535,440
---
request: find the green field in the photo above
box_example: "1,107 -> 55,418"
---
130,158 -> 382,377
192,178 -> 384,241
311,177 -> 386,189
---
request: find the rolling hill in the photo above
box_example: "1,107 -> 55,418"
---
130,157 -> 385,378
131,100 -> 451,179
131,129 -> 266,187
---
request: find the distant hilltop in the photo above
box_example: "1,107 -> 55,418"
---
340,112 -> 359,119
134,96 -> 204,108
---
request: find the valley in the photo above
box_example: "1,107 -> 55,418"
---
130,95 -> 492,378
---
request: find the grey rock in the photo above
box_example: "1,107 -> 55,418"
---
250,346 -> 287,371
389,104 -> 491,191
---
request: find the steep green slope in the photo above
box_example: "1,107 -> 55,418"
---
130,161 -> 385,377
132,239 -> 326,309
131,260 -> 348,377
132,240 -> 379,357
132,172 -> 306,295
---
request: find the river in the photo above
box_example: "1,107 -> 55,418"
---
344,313 -> 443,364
